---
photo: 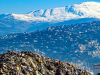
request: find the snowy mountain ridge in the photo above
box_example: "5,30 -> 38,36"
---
1,1 -> 100,22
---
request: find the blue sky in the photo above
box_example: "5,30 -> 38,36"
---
0,0 -> 100,14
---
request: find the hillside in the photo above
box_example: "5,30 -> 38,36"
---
1,21 -> 100,73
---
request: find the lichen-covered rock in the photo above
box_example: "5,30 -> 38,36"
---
0,50 -> 91,75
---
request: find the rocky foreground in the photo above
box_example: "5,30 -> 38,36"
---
0,51 -> 91,75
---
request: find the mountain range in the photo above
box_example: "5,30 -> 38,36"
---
0,1 -> 100,36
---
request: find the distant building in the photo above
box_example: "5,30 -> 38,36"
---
94,64 -> 100,75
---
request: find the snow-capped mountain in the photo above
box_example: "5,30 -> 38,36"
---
0,1 -> 100,36
2,2 -> 100,22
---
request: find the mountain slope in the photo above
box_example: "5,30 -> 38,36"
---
1,21 -> 100,73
